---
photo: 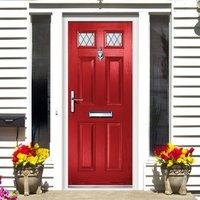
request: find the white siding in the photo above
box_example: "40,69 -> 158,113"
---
0,1 -> 27,114
0,1 -> 27,190
0,1 -> 54,191
145,0 -> 200,194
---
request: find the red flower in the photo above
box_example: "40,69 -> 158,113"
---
161,145 -> 168,152
154,144 -> 195,166
30,149 -> 36,157
189,147 -> 194,154
168,148 -> 182,161
20,145 -> 32,155
154,147 -> 162,156
161,154 -> 169,161
12,156 -> 18,163
154,145 -> 168,156
13,150 -> 19,157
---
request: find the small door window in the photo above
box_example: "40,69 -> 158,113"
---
78,32 -> 95,47
105,32 -> 123,47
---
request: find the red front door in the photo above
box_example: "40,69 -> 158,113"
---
68,22 -> 132,185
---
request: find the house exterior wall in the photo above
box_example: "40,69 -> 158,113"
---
145,0 -> 200,193
172,0 -> 200,191
0,0 -> 199,192
0,1 -> 54,190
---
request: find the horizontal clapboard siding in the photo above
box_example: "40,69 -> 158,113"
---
0,59 -> 28,67
0,40 -> 27,48
0,10 -> 27,18
0,1 -> 54,191
174,49 -> 200,57
0,20 -> 27,28
0,29 -> 27,38
172,0 -> 200,193
0,50 -> 27,58
172,0 -> 200,143
174,18 -> 198,28
0,2 -> 28,115
174,39 -> 200,47
145,0 -> 200,195
0,1 -> 49,191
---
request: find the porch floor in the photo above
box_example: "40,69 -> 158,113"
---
18,190 -> 196,200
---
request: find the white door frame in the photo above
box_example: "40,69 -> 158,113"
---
46,7 -> 170,190
27,0 -> 172,189
63,15 -> 139,189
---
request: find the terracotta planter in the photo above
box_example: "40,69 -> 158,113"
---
161,164 -> 191,195
14,165 -> 43,196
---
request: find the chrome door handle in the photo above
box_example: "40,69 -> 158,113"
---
71,91 -> 83,113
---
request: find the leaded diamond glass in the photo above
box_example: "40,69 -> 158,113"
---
106,32 -> 122,47
78,32 -> 95,47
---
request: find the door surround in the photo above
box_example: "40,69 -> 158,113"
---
63,15 -> 139,189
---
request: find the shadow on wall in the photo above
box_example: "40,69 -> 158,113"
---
195,7 -> 200,36
152,164 -> 165,192
0,127 -> 25,141
194,19 -> 200,36
0,114 -> 26,141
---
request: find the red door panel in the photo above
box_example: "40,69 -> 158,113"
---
69,22 -> 132,185
106,123 -> 122,171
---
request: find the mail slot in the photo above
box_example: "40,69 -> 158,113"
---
89,111 -> 113,118
0,114 -> 25,127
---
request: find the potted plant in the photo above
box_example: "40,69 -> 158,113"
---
154,143 -> 194,195
12,143 -> 49,196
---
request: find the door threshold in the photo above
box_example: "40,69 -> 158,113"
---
69,185 -> 133,188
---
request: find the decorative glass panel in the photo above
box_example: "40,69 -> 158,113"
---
106,32 -> 122,47
78,32 -> 95,47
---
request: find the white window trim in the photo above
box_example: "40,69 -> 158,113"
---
144,12 -> 172,190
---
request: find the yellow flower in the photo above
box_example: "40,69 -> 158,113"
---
36,148 -> 49,164
167,160 -> 173,167
37,148 -> 49,157
27,156 -> 38,165
187,156 -> 194,164
180,154 -> 185,159
37,156 -> 46,164
167,143 -> 175,153
183,158 -> 188,165
34,143 -> 40,149
177,158 -> 183,163
182,148 -> 188,154
17,153 -> 27,163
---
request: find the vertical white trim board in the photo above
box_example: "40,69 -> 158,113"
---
50,11 -> 64,190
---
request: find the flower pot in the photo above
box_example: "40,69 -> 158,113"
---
14,165 -> 43,196
161,164 -> 191,195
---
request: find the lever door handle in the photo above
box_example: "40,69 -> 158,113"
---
71,91 -> 83,113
